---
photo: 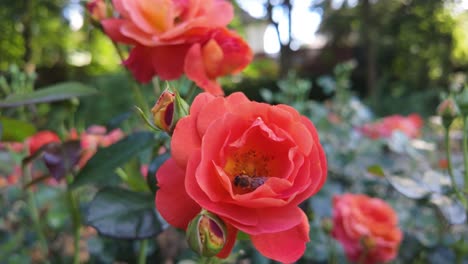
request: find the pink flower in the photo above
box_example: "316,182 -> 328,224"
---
332,194 -> 403,264
359,114 -> 423,139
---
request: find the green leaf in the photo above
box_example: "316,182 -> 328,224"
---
0,82 -> 98,108
72,131 -> 157,188
147,152 -> 170,194
86,187 -> 166,239
430,194 -> 466,225
366,165 -> 385,177
385,174 -> 430,199
0,117 -> 36,141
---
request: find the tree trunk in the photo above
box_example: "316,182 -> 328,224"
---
360,0 -> 378,99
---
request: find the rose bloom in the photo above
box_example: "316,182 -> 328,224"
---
78,125 -> 124,167
28,131 -> 61,155
332,194 -> 403,264
0,165 -> 21,188
156,92 -> 327,262
359,114 -> 423,139
102,0 -> 252,95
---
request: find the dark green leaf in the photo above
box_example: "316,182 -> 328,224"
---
0,117 -> 36,141
86,187 -> 165,239
106,112 -> 131,131
0,82 -> 97,107
72,131 -> 157,188
147,152 -> 170,194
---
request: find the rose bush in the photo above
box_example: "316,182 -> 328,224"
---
332,194 -> 403,264
156,92 -> 327,263
102,0 -> 252,95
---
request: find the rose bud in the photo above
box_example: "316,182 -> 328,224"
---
86,0 -> 108,22
455,87 -> 468,117
437,97 -> 459,129
186,211 -> 226,257
151,90 -> 188,134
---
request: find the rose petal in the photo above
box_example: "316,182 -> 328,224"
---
171,116 -> 202,169
151,44 -> 190,80
124,46 -> 156,83
156,158 -> 201,229
216,222 -> 238,258
185,43 -> 224,95
101,19 -> 138,45
185,152 -> 304,234
251,211 -> 310,263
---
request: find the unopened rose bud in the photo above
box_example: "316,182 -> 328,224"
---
151,89 -> 188,134
87,0 -> 108,22
361,235 -> 376,251
455,87 -> 468,117
186,211 -> 226,257
437,97 -> 459,129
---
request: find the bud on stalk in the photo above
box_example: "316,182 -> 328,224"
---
186,210 -> 226,257
437,96 -> 459,129
151,88 -> 188,134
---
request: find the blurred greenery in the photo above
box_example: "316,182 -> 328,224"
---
1,0 -> 468,263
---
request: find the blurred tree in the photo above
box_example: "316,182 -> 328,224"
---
318,0 -> 466,105
0,0 -> 71,70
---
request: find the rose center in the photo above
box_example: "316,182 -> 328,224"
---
224,148 -> 276,194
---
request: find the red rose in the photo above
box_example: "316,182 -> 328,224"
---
102,0 -> 251,95
156,92 -> 327,262
28,130 -> 61,155
332,194 -> 403,264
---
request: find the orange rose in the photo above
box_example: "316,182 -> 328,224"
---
156,92 -> 327,262
332,194 -> 403,264
102,0 -> 251,94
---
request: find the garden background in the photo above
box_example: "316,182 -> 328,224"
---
1,0 -> 468,263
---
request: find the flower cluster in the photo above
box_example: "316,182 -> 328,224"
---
100,0 -> 253,95
359,114 -> 423,139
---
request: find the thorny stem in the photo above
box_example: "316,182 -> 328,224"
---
22,165 -> 50,263
111,40 -> 150,113
199,257 -> 218,264
327,234 -> 337,264
463,116 -> 468,195
445,129 -> 468,209
66,185 -> 81,264
138,239 -> 148,264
